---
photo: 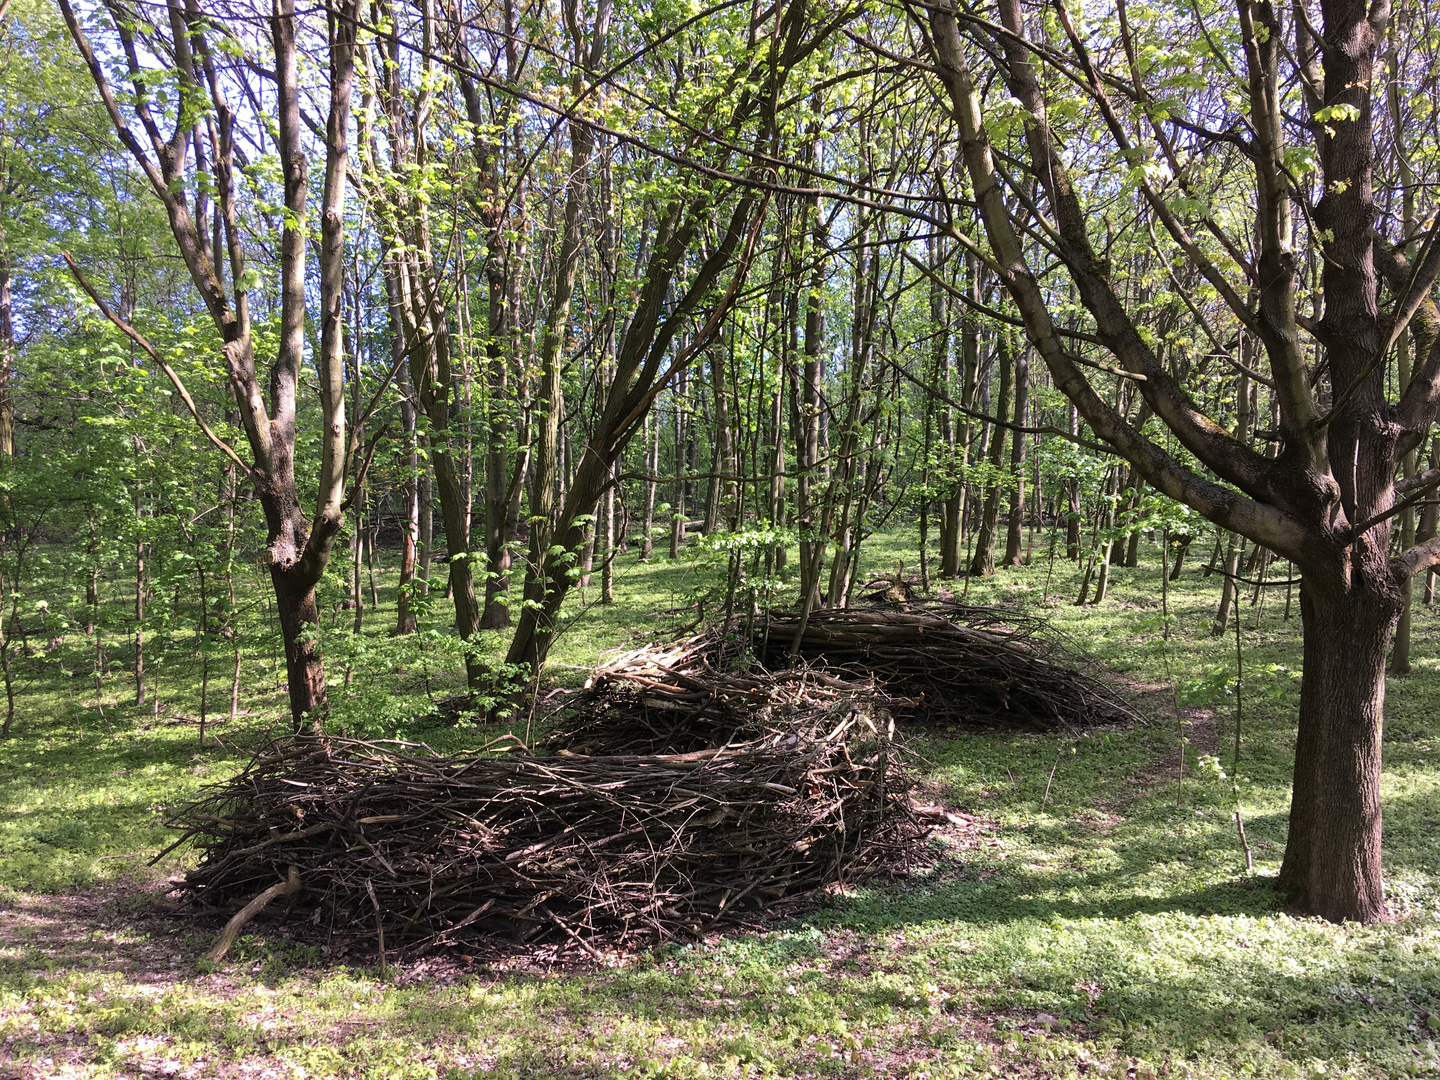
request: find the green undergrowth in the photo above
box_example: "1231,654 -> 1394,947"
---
2,530 -> 1440,1078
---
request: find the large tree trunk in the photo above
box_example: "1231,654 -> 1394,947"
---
1278,572 -> 1400,923
62,0 -> 358,734
272,568 -> 327,726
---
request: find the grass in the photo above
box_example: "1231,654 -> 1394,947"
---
2,528 -> 1440,1078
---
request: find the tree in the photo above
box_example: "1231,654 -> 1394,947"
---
502,0 -> 829,671
61,0 -> 361,728
917,0 -> 1440,921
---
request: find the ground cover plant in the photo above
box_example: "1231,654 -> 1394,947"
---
3,536 -> 1439,1079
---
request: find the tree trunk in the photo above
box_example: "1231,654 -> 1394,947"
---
1169,535 -> 1190,580
0,247 -> 14,456
1418,439 -> 1439,606
1278,574 -> 1399,923
1065,405 -> 1081,559
1003,344 -> 1029,566
1214,532 -> 1243,635
391,286 -> 420,635
418,472 -> 433,597
641,413 -> 657,560
794,223 -> 826,613
350,512 -> 364,632
969,333 -> 1012,577
601,471 -> 615,604
133,536 -> 146,707
704,352 -> 732,534
433,448 -> 484,684
670,375 -> 687,559
523,2 -> 604,618
272,569 -> 327,728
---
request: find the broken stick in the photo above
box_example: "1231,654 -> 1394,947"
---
205,865 -> 301,963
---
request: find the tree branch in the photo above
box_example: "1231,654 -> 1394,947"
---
62,252 -> 254,481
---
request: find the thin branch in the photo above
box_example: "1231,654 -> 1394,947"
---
889,356 -> 1112,453
62,252 -> 254,480
340,425 -> 391,514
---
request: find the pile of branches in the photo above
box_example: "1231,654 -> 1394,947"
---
546,630 -> 874,755
169,702 -> 918,955
750,604 -> 1140,732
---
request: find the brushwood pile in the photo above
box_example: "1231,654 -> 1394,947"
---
167,603 -> 1135,957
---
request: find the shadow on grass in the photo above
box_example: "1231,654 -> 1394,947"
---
824,861 -> 1284,933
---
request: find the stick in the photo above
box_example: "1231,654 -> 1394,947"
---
1039,750 -> 1061,813
205,865 -> 300,962
367,879 -> 388,976
1234,810 -> 1254,873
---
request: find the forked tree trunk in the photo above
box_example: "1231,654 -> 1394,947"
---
1278,572 -> 1400,923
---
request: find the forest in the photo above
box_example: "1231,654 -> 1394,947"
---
3,0 -> 1440,1074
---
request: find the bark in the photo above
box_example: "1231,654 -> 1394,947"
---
394,363 -> 420,635
418,472 -> 433,596
969,334 -> 1012,577
0,247 -> 14,456
1066,402 -> 1082,559
1213,532 -> 1243,635
133,535 -> 145,707
766,362 -> 786,570
939,254 -> 977,577
641,414 -> 657,560
1418,439 -> 1439,606
1003,344 -> 1029,566
1089,468 -> 1117,605
601,471 -> 615,604
370,0 -> 484,681
272,570 -> 327,724
669,373 -> 687,559
1278,573 -> 1399,922
826,207 -> 876,608
350,512 -> 365,634
703,352 -> 732,532
794,216 -> 826,615
456,0 -> 523,630
1169,535 -> 1190,580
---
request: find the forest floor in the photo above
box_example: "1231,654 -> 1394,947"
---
3,532 -> 1440,1079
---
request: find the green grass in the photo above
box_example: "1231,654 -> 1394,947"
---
3,530 -> 1440,1078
